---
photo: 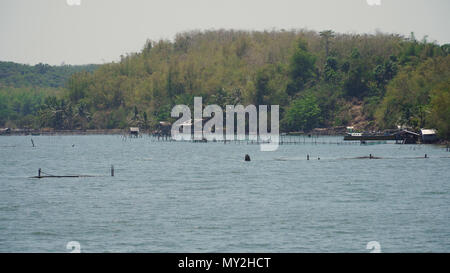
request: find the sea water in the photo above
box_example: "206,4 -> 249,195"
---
0,135 -> 448,252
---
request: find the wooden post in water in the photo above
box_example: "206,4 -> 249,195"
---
38,168 -> 41,178
307,154 -> 310,160
111,165 -> 114,177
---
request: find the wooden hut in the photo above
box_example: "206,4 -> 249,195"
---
158,121 -> 172,136
395,130 -> 420,144
129,127 -> 140,136
0,128 -> 11,135
421,129 -> 438,143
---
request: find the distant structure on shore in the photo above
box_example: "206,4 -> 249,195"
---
0,128 -> 11,135
421,129 -> 438,143
343,128 -> 439,144
129,127 -> 140,137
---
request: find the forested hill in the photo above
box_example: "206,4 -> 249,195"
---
1,29 -> 449,139
0,62 -> 98,128
0,62 -> 98,88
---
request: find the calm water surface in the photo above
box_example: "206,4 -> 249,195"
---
0,135 -> 449,252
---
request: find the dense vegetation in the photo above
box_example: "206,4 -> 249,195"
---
0,62 -> 98,88
1,29 -> 449,139
0,62 -> 98,127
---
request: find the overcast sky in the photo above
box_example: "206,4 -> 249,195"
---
0,0 -> 449,65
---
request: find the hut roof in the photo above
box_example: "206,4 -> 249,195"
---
159,121 -> 171,126
396,130 -> 420,136
421,129 -> 437,135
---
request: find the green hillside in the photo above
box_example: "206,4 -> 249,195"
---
1,30 -> 449,139
0,62 -> 98,128
0,62 -> 98,88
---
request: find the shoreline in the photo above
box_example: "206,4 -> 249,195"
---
1,127 -> 349,136
2,129 -> 347,137
0,129 -> 127,136
1,128 -> 448,145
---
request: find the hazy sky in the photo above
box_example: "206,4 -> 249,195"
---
0,0 -> 449,65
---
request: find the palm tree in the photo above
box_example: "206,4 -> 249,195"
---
39,97 -> 75,129
319,30 -> 335,58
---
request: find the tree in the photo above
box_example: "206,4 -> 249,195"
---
324,57 -> 339,83
255,68 -> 271,106
282,94 -> 321,132
286,39 -> 317,96
319,30 -> 335,58
134,106 -> 139,120
343,48 -> 369,98
67,71 -> 91,102
74,102 -> 91,129
39,96 -> 74,129
142,111 -> 149,129
429,82 -> 450,139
